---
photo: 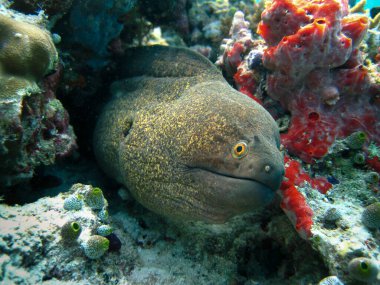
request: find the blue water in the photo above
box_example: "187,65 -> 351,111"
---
350,0 -> 379,9
365,0 -> 378,9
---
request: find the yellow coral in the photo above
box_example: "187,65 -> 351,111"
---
0,15 -> 58,80
350,0 -> 366,14
370,12 -> 380,29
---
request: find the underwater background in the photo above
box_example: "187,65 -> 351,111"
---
0,0 -> 379,284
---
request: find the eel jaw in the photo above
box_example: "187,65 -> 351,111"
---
187,167 -> 276,223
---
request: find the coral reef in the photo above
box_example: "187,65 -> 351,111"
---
0,14 -> 76,187
0,181 -> 331,285
1,0 -> 379,284
111,195 -> 328,285
0,183 -> 137,284
218,0 -> 380,164
257,0 -> 380,164
188,0 -> 265,59
279,155 -> 332,239
281,136 -> 380,283
217,2 -> 380,283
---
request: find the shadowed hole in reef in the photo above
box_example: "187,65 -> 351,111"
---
2,159 -> 117,206
237,238 -> 291,279
236,233 -> 328,283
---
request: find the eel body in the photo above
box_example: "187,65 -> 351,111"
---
94,46 -> 284,223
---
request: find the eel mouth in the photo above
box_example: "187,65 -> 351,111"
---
190,166 -> 277,192
187,167 -> 276,222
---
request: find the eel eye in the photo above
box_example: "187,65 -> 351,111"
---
232,141 -> 248,158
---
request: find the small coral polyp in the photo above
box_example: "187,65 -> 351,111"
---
257,0 -> 379,163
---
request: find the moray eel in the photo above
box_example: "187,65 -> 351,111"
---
94,46 -> 284,223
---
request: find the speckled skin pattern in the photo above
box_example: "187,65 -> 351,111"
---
94,46 -> 284,223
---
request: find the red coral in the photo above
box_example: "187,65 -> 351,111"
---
233,68 -> 262,103
282,155 -> 332,194
279,155 -> 332,239
216,12 -> 265,103
366,156 -> 380,174
257,0 -> 379,163
341,15 -> 369,48
281,185 -> 313,239
258,0 -> 310,46
226,42 -> 245,71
